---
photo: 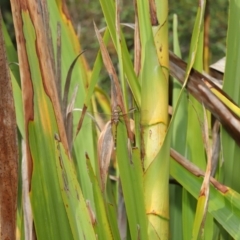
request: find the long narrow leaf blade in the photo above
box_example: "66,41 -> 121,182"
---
117,120 -> 148,240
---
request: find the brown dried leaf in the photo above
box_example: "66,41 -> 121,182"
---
170,148 -> 228,193
94,22 -> 122,111
116,0 -> 121,41
169,51 -> 240,146
0,11 -> 18,240
198,106 -> 212,230
10,0 -> 70,174
97,121 -> 114,190
94,23 -> 134,142
86,200 -> 96,226
211,121 -> 220,176
56,22 -> 62,106
10,0 -> 34,178
133,2 -> 141,76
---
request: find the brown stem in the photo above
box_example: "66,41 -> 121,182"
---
170,148 -> 228,194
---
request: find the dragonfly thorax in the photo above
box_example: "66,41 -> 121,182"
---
111,109 -> 120,124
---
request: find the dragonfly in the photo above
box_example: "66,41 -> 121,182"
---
72,105 -> 173,147
72,106 -> 139,191
72,107 -> 137,144
65,84 -> 139,151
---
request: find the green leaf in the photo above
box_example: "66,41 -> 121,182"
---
221,0 -> 240,193
86,157 -> 116,240
54,137 -> 96,239
170,157 -> 240,239
47,0 -> 97,205
116,120 -> 148,240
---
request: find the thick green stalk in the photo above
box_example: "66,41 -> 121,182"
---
137,0 -> 170,239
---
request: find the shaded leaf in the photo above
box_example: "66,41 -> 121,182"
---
62,51 -> 86,128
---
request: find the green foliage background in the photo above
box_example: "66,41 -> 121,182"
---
66,0 -> 227,64
0,0 -> 228,70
